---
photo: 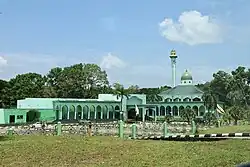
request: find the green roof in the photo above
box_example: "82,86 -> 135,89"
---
159,85 -> 203,96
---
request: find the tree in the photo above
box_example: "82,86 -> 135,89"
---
112,83 -> 130,120
195,82 -> 210,92
180,107 -> 195,124
226,90 -> 247,125
159,85 -> 171,91
230,67 -> 250,108
226,67 -> 250,122
202,86 -> 219,125
45,63 -> 110,98
226,105 -> 245,125
202,87 -> 218,113
127,85 -> 140,94
209,70 -> 232,103
139,88 -> 162,103
26,109 -> 41,122
203,112 -> 217,125
0,79 -> 11,108
7,73 -> 45,105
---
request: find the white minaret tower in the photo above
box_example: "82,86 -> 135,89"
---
170,49 -> 177,87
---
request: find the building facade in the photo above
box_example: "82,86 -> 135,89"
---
0,50 -> 224,124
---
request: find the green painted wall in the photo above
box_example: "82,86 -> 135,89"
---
3,109 -> 27,124
38,109 -> 55,122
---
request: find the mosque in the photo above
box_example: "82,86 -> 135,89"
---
0,50 -> 224,124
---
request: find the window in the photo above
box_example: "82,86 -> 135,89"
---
17,115 -> 23,119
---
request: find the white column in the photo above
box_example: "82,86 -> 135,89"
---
154,107 -> 157,122
81,107 -> 84,119
74,111 -> 77,119
59,106 -> 62,120
142,108 -> 145,122
67,111 -> 69,119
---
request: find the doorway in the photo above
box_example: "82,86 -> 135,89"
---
9,115 -> 15,123
128,109 -> 136,119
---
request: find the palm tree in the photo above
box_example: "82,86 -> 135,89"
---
112,83 -> 130,120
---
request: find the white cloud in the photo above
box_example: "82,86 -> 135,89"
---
159,10 -> 223,45
0,53 -> 78,80
100,53 -> 126,70
0,56 -> 7,67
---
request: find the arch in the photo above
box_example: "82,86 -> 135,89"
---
83,105 -> 89,120
62,105 -> 68,120
160,106 -> 165,116
103,105 -> 108,119
174,98 -> 181,102
69,105 -> 75,120
96,105 -> 102,119
164,98 -> 172,102
55,105 -> 60,120
109,106 -> 114,119
193,97 -> 201,101
173,106 -> 178,116
179,106 -> 184,116
76,105 -> 82,120
199,105 -> 205,116
114,105 -> 121,119
192,106 -> 199,116
89,105 -> 95,120
183,97 -> 191,102
186,105 -> 191,109
166,106 -> 171,115
115,105 -> 120,111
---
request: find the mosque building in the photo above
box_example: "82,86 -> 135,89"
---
0,50 -> 224,124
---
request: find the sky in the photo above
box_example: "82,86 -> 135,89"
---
0,0 -> 249,88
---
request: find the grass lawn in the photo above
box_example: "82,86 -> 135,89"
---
1,134 -> 250,167
200,125 -> 250,134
